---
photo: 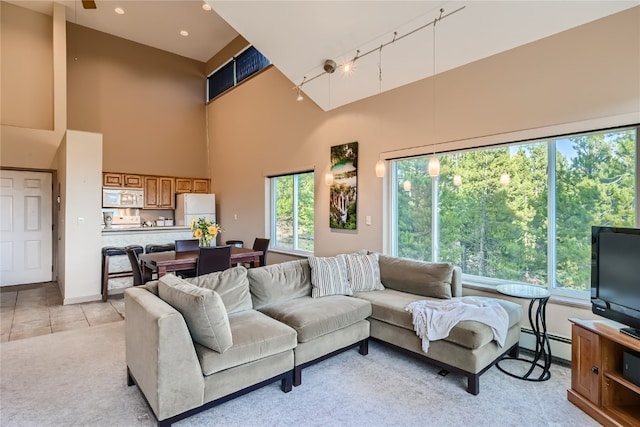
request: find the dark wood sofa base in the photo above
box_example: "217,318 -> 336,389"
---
127,366 -> 293,427
369,338 -> 519,395
293,338 -> 369,387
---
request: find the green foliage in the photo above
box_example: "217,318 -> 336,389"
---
396,129 -> 636,292
329,183 -> 357,229
330,142 -> 358,169
274,172 -> 315,251
297,172 -> 315,251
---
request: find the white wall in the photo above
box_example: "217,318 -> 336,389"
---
61,130 -> 103,303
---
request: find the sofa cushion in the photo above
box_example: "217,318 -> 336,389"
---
378,255 -> 453,299
248,259 -> 312,309
259,295 -> 371,343
140,280 -> 158,295
344,253 -> 384,292
158,274 -> 233,353
195,310 -> 297,376
308,255 -> 352,298
354,289 -> 521,350
184,266 -> 252,314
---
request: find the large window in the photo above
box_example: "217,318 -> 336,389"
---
270,172 -> 314,253
393,126 -> 637,295
207,46 -> 270,102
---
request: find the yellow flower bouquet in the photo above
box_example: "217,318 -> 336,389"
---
191,217 -> 222,247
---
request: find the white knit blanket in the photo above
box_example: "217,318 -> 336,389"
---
405,297 -> 509,353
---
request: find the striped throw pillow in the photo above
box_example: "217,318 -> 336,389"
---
345,253 -> 384,292
308,255 -> 352,298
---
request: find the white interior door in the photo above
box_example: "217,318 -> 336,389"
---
0,170 -> 53,286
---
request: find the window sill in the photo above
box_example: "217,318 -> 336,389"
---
268,248 -> 312,259
463,280 -> 591,310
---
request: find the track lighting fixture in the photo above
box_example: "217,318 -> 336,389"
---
323,59 -> 337,73
293,77 -> 306,102
343,50 -> 360,74
292,6 -> 464,101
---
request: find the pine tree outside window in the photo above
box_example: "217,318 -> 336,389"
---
270,172 -> 314,254
392,126 -> 637,296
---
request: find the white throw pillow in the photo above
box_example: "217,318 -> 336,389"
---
308,255 -> 352,298
344,253 -> 384,292
158,274 -> 233,353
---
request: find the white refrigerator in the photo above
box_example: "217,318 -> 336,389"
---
175,193 -> 216,226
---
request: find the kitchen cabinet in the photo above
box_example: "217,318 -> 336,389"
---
144,176 -> 175,208
124,174 -> 144,188
568,318 -> 640,426
104,171 -> 207,205
175,178 -> 209,194
175,178 -> 193,193
193,179 -> 209,193
103,173 -> 143,188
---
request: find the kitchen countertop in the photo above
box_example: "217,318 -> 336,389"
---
102,226 -> 191,234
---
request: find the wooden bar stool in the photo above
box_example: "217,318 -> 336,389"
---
101,246 -> 139,301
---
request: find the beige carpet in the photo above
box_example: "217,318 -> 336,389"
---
0,320 -> 598,427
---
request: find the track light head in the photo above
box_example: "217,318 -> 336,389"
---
323,59 -> 337,73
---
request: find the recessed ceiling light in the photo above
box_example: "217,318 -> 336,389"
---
202,3 -> 212,11
180,30 -> 189,37
114,7 -> 124,15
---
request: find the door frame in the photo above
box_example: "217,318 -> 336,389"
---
0,167 -> 58,284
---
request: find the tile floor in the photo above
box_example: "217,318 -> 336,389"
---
0,282 -> 124,342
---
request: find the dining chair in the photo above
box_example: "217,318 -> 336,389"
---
173,239 -> 200,277
175,239 -> 200,252
125,245 -> 145,286
145,243 -> 175,253
196,245 -> 232,276
225,240 -> 244,248
252,238 -> 270,267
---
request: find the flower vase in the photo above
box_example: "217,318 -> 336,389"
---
199,236 -> 210,247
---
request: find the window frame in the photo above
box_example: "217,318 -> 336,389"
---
206,45 -> 271,102
268,170 -> 315,256
389,124 -> 639,300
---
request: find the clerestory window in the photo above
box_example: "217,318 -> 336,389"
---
207,46 -> 270,102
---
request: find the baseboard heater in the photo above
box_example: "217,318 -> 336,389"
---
519,327 -> 571,365
520,327 -> 571,344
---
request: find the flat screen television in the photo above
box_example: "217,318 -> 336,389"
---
591,226 -> 640,340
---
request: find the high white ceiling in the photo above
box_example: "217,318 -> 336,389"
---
211,1 -> 639,111
8,1 -> 638,111
6,0 -> 239,62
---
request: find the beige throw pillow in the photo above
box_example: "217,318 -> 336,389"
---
158,274 -> 233,353
344,253 -> 384,292
184,266 -> 252,314
308,255 -> 352,298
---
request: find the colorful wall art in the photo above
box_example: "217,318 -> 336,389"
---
329,142 -> 358,229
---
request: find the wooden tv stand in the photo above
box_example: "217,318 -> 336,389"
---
568,318 -> 640,426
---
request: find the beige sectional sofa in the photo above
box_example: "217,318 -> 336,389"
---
247,259 -> 371,386
125,253 -> 522,426
356,255 -> 522,395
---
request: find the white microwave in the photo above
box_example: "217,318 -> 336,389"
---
102,188 -> 144,208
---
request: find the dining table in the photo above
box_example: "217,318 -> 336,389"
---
139,246 -> 263,282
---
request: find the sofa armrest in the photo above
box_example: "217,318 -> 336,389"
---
125,287 -> 204,421
451,266 -> 462,297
